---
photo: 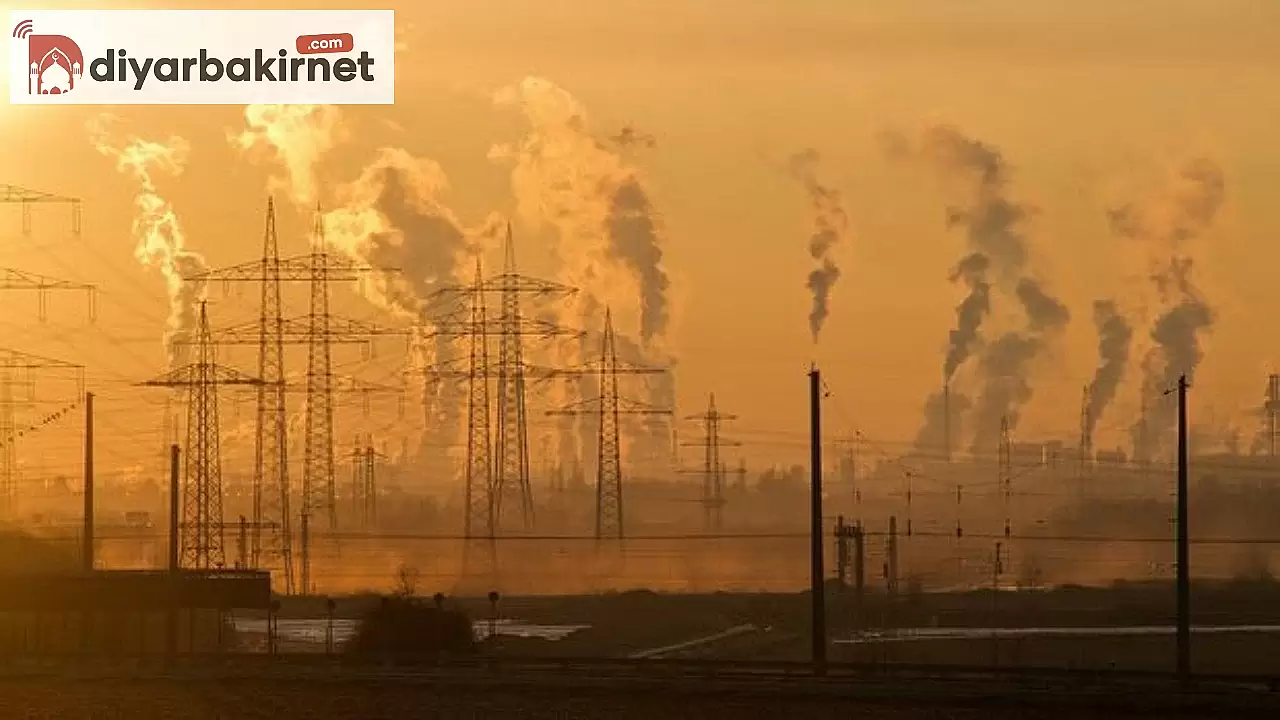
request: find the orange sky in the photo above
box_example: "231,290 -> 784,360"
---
2,0 -> 1280,488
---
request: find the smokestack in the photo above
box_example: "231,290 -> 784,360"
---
942,381 -> 952,462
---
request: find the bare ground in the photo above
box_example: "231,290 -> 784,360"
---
1,674 -> 1275,720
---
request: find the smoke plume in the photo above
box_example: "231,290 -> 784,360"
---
1110,158 -> 1224,462
232,104 -> 345,207
89,117 -> 207,368
491,76 -> 671,348
787,149 -> 847,344
919,126 -> 1031,278
492,76 -> 675,467
970,332 -> 1041,453
231,103 -> 494,473
944,252 -> 991,380
895,126 -> 1067,449
1085,300 -> 1133,444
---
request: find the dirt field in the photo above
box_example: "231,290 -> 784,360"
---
0,672 -> 1274,719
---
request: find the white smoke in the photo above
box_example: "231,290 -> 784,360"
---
89,115 -> 207,368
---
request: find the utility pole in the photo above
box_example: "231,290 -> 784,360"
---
808,366 -> 826,672
1174,373 -> 1191,683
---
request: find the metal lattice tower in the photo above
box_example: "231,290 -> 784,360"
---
0,349 -> 84,519
0,269 -> 96,322
422,241 -> 578,544
253,198 -> 291,591
464,259 -> 493,542
142,303 -> 262,569
185,205 -> 399,595
494,228 -> 534,531
0,184 -> 82,236
350,435 -> 382,528
596,309 -> 623,539
998,414 -> 1012,538
545,309 -> 670,541
1078,384 -> 1093,477
300,211 -> 335,596
682,394 -> 741,533
0,372 -> 15,519
1266,374 -> 1280,458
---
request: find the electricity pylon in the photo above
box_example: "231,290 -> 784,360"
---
0,348 -> 83,519
141,302 -> 262,569
0,263 -> 93,519
184,201 -> 399,594
423,240 -> 579,538
0,269 -> 95,322
546,308 -> 670,540
680,393 -> 742,533
0,184 -> 82,236
350,435 -> 386,528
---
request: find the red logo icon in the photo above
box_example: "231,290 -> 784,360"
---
13,20 -> 84,95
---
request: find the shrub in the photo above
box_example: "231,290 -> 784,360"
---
345,596 -> 474,662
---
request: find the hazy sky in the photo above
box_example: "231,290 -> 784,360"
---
3,0 -> 1279,485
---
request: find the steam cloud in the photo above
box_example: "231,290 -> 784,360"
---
787,149 -> 847,344
90,117 -> 207,368
492,76 -> 676,469
1110,159 -> 1224,462
232,103 -> 496,475
232,104 -> 345,207
491,76 -> 671,349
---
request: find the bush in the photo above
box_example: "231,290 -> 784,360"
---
345,596 -> 474,662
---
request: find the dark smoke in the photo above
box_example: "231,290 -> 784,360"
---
788,148 -> 847,343
607,177 -> 671,346
914,388 -> 970,456
921,126 -> 1031,277
1016,278 -> 1070,333
970,332 -> 1040,453
944,252 -> 991,380
1085,299 -> 1132,443
1110,158 -> 1224,463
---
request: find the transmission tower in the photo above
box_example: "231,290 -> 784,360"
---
0,348 -> 83,519
680,394 -> 743,532
494,229 -> 534,531
254,198 -> 288,590
422,239 -> 578,538
0,266 -> 91,517
463,259 -> 493,547
350,434 -> 386,528
141,302 -> 262,569
998,414 -> 1012,539
1078,384 -> 1093,477
0,184 -> 82,236
0,269 -> 96,322
1266,374 -> 1280,458
185,202 -> 400,594
545,308 -> 670,540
